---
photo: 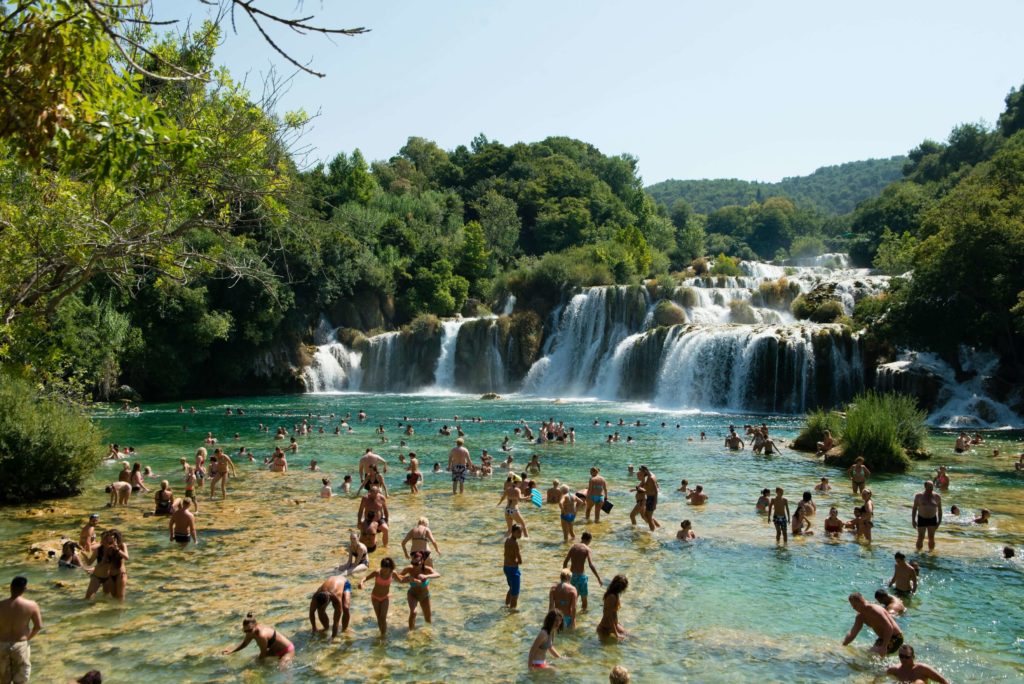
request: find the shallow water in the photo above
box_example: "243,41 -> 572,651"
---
2,394 -> 1023,683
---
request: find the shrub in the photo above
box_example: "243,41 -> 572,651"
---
0,373 -> 105,502
790,235 -> 826,259
791,294 -> 845,323
710,253 -> 742,277
652,300 -> 687,326
690,257 -> 709,276
408,313 -> 441,338
672,286 -> 699,309
832,391 -> 926,473
793,409 -> 844,451
728,300 -> 758,324
753,277 -> 800,309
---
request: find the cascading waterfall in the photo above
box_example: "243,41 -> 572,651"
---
303,317 -> 362,392
431,320 -> 465,391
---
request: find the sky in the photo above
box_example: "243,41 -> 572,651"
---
172,0 -> 1024,184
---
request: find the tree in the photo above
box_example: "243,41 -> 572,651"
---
458,221 -> 491,297
473,190 -> 521,264
670,199 -> 692,231
998,82 -> 1024,137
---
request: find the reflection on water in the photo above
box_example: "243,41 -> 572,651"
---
1,394 -> 1023,683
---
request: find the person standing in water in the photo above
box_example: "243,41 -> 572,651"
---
888,552 -> 918,595
637,465 -> 661,531
401,517 -> 441,566
169,498 -> 197,545
585,467 -> 609,523
596,574 -> 629,641
912,481 -> 942,551
79,514 -> 99,557
548,569 -> 578,630
358,557 -> 399,637
0,577 -> 42,684
209,449 -> 236,499
847,457 -> 870,495
563,531 -> 604,611
503,524 -> 524,610
447,438 -> 473,495
767,487 -> 791,544
527,609 -> 563,670
222,612 -> 295,667
399,551 -> 440,631
498,478 -> 529,538
309,574 -> 351,638
558,486 -> 581,542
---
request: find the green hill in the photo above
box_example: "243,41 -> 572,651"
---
646,156 -> 906,215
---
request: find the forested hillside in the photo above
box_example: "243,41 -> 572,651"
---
646,156 -> 906,215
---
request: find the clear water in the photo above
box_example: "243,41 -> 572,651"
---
3,394 -> 1023,683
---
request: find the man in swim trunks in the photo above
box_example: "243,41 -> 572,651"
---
558,486 -> 581,542
637,466 -> 661,531
169,498 -> 197,545
842,592 -> 904,655
358,448 -> 388,484
448,438 -> 474,495
767,487 -> 790,544
504,524 -> 523,609
0,577 -> 42,684
912,480 -> 942,551
309,574 -> 351,638
885,644 -> 950,683
724,429 -> 745,450
563,532 -> 603,611
585,467 -> 608,523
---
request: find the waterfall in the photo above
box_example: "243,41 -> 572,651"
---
360,332 -> 402,391
431,319 -> 465,391
302,317 -> 362,392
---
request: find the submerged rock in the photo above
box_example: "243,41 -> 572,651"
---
480,392 -> 501,400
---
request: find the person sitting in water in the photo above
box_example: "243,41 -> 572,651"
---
676,520 -> 696,541
677,479 -> 690,494
824,507 -> 844,537
874,589 -> 905,615
59,540 -> 84,568
320,478 -> 333,499
885,644 -> 950,684
153,481 -> 174,516
974,509 -> 991,524
954,432 -> 970,453
527,609 -> 564,669
338,532 -> 370,575
309,460 -> 320,472
815,477 -> 832,493
687,485 -> 708,505
756,488 -> 771,514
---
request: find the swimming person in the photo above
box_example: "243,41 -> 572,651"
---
358,557 -> 399,637
222,612 -> 295,668
399,551 -> 440,630
563,531 -> 604,611
169,498 -> 197,545
842,592 -> 903,655
308,574 -> 351,638
585,467 -> 609,523
548,569 -> 578,630
686,485 -> 708,505
767,487 -> 790,544
596,574 -> 629,641
885,644 -> 949,683
503,524 -> 523,610
814,477 -> 832,493
677,520 -> 696,541
912,481 -> 942,551
527,610 -> 563,669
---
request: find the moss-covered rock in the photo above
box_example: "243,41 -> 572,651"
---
729,300 -> 758,324
652,300 -> 687,326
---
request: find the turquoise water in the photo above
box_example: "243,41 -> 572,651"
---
2,393 -> 1023,682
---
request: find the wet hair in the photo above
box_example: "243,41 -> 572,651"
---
607,574 -> 629,595
874,589 -> 893,605
76,671 -> 103,684
761,488 -> 770,496
11,576 -> 27,593
895,551 -> 906,560
581,531 -> 592,543
380,557 -> 396,570
802,491 -> 812,501
1003,546 -> 1015,559
313,590 -> 331,607
899,644 -> 915,658
242,612 -> 258,630
511,524 -> 522,534
681,520 -> 691,528
542,609 -> 563,634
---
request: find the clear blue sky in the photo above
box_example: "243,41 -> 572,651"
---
179,0 -> 1024,184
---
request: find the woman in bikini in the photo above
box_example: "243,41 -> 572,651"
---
597,574 -> 629,641
193,447 -> 207,483
85,529 -> 129,600
527,610 -> 563,670
400,551 -> 440,630
222,612 -> 295,668
497,478 -> 529,537
359,512 -> 381,553
153,480 -> 174,515
358,557 -> 399,636
847,457 -> 871,494
129,462 -> 149,494
401,517 -> 441,566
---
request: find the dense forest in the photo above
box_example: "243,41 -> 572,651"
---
1,1 -> 1023,410
646,157 -> 906,215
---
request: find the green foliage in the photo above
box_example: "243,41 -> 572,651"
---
646,157 -> 906,215
710,253 -> 742,277
0,371 -> 105,502
728,300 -> 758,324
872,228 -> 919,274
753,277 -> 799,309
791,295 -> 844,323
458,221 -> 491,297
652,300 -> 686,326
793,409 -> 844,451
837,391 -> 926,473
789,235 -> 826,259
671,287 -> 699,309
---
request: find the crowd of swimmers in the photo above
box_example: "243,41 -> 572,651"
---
5,410 -> 1022,682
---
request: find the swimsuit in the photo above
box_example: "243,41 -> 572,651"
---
773,515 -> 787,528
173,532 -> 191,544
590,495 -> 604,504
503,565 -> 521,596
155,494 -> 173,515
267,630 -> 293,659
505,507 -> 518,517
874,632 -> 904,655
561,513 -> 576,523
408,577 -> 431,600
371,574 -> 392,602
917,516 -> 939,527
645,494 -> 658,512
451,463 -> 468,483
570,572 -> 588,597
